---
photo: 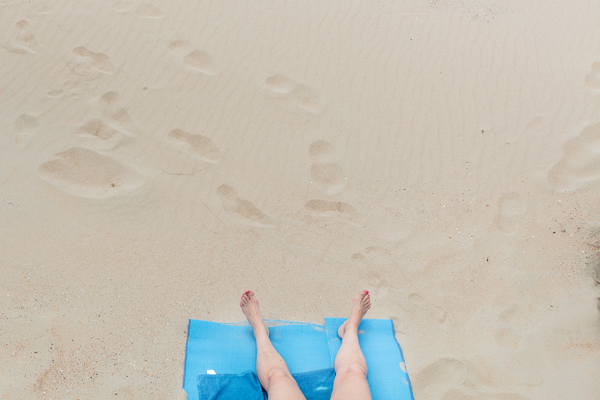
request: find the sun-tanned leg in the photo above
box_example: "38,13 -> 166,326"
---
331,290 -> 372,400
240,291 -> 306,400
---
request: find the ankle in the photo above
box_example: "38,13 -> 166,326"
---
342,324 -> 359,337
253,324 -> 269,339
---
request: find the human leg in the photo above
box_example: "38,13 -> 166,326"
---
240,291 -> 306,400
331,290 -> 372,400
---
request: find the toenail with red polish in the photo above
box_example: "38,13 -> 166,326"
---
365,290 -> 369,294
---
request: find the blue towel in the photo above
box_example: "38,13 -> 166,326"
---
197,368 -> 336,400
291,368 -> 336,400
197,370 -> 266,400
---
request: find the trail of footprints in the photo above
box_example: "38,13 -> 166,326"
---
19,31 -> 350,226
35,92 -> 359,226
213,139 -> 359,227
36,90 -> 225,199
35,108 -> 359,227
19,32 -> 532,239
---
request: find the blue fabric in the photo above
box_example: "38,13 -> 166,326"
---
197,370 -> 265,400
183,319 -> 414,400
293,368 -> 336,400
196,369 -> 336,400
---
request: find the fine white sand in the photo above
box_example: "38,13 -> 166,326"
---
1,1 -> 600,399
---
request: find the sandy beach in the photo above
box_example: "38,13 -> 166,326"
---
1,0 -> 600,398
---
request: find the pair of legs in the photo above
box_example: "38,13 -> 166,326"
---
240,290 -> 372,400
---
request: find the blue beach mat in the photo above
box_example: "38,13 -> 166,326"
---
183,319 -> 413,400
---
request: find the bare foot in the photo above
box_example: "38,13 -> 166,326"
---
338,290 -> 371,338
240,290 -> 269,338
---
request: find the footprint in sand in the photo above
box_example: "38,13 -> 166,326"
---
167,129 -> 221,162
135,2 -> 164,18
216,184 -> 274,227
495,193 -> 527,235
168,40 -> 220,76
47,80 -> 81,99
309,140 -> 346,195
38,147 -> 144,199
13,114 -> 39,146
6,20 -> 40,54
97,91 -> 139,135
412,358 -> 472,398
350,248 -> 394,297
406,294 -> 448,325
386,293 -> 449,336
291,84 -> 324,114
548,122 -> 600,191
304,199 -> 360,226
31,2 -> 56,15
265,74 -> 325,114
74,119 -> 131,150
494,327 -> 523,349
71,46 -> 115,78
351,253 -> 385,287
76,119 -> 118,140
109,0 -> 134,13
584,226 -> 600,285
160,129 -> 221,175
585,62 -> 600,91
495,304 -> 527,348
412,358 -> 528,400
265,74 -> 296,94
